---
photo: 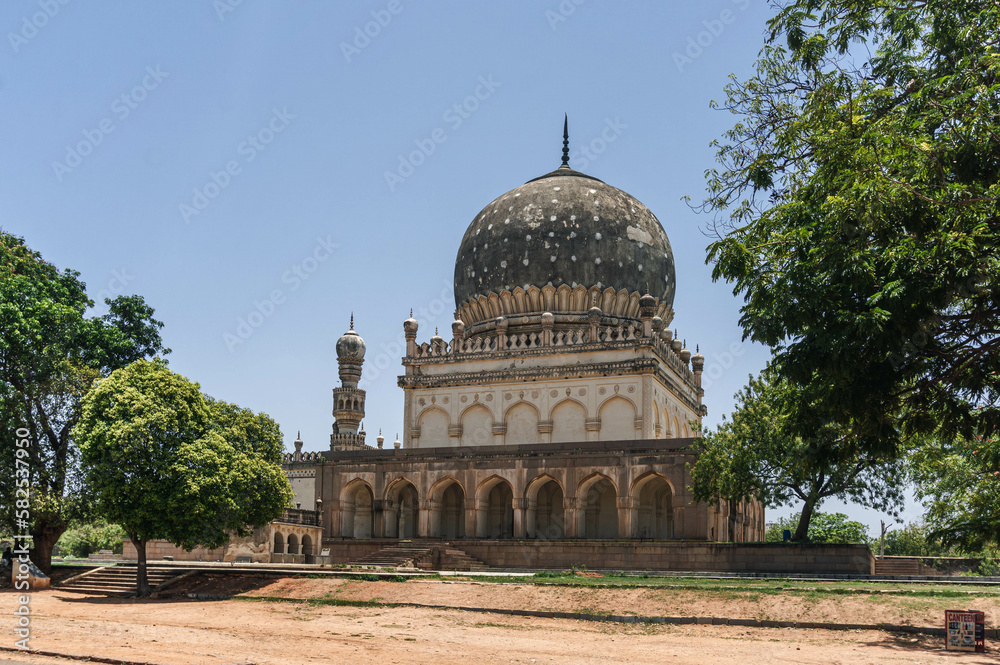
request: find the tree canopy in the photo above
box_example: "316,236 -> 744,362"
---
909,433 -> 1000,551
0,231 -> 167,571
691,367 -> 905,540
699,0 -> 1000,453
73,359 -> 293,595
764,511 -> 871,544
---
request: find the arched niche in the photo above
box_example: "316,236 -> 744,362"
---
417,407 -> 450,447
460,404 -> 493,447
598,397 -> 636,441
504,401 -> 539,445
551,399 -> 586,443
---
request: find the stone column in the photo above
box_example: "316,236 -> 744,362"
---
563,496 -> 578,538
617,496 -> 635,539
640,375 -> 655,439
524,498 -> 537,539
475,499 -> 488,538
464,497 -> 477,540
512,498 -> 526,539
417,500 -> 430,538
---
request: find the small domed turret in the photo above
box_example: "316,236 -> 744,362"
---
336,313 -> 366,360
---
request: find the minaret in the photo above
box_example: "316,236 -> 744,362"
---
332,314 -> 367,449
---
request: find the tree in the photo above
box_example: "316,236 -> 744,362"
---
764,511 -> 870,544
909,433 -> 1000,551
880,520 -> 955,557
73,359 -> 293,595
0,232 -> 167,572
691,367 -> 906,540
697,1 -> 1000,458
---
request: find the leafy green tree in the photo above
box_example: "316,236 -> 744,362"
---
55,519 -> 127,558
691,367 -> 905,540
764,511 -> 870,544
73,359 -> 293,595
881,521 -> 955,557
909,434 -> 1000,551
0,232 -> 167,572
697,1 -> 1000,461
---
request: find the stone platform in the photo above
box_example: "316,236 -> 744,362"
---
321,538 -> 875,575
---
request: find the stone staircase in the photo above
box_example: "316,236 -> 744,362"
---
874,556 -> 941,576
57,565 -> 188,596
350,540 -> 489,571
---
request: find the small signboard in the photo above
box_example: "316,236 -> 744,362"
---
945,610 -> 985,652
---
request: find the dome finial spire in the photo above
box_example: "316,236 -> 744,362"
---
561,114 -> 570,167
350,312 -> 354,330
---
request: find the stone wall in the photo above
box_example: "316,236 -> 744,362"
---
321,539 -> 874,575
122,540 -> 225,562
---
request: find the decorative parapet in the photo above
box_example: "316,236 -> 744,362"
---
276,507 -> 320,527
281,451 -> 323,463
404,320 -> 695,385
329,431 -> 367,452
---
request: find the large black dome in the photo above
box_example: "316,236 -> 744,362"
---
454,165 -> 676,311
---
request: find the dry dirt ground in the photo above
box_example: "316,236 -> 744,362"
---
1,577 -> 998,665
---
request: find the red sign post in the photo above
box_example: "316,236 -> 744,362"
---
945,610 -> 985,652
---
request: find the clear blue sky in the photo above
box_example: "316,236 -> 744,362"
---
1,0 -> 919,534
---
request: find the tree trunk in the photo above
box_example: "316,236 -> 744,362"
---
29,520 -> 67,575
132,536 -> 150,597
792,498 -> 817,541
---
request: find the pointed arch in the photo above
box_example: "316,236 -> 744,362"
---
384,477 -> 419,538
475,474 -> 514,539
598,396 -> 636,441
428,476 -> 466,539
577,472 -> 618,539
630,471 -> 674,539
525,474 -> 565,539
460,403 -> 493,446
340,478 -> 375,539
504,401 -> 539,445
551,399 -> 586,443
417,407 -> 450,447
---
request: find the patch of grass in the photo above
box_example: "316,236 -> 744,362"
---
234,595 -> 398,609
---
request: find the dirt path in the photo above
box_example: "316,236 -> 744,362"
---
1,585 -> 997,665
241,576 -> 1000,628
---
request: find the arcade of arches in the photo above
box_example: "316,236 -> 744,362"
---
318,440 -> 765,542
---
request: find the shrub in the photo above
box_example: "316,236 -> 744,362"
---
55,520 -> 126,558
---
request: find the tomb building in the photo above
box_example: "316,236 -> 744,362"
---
279,123 -> 763,565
